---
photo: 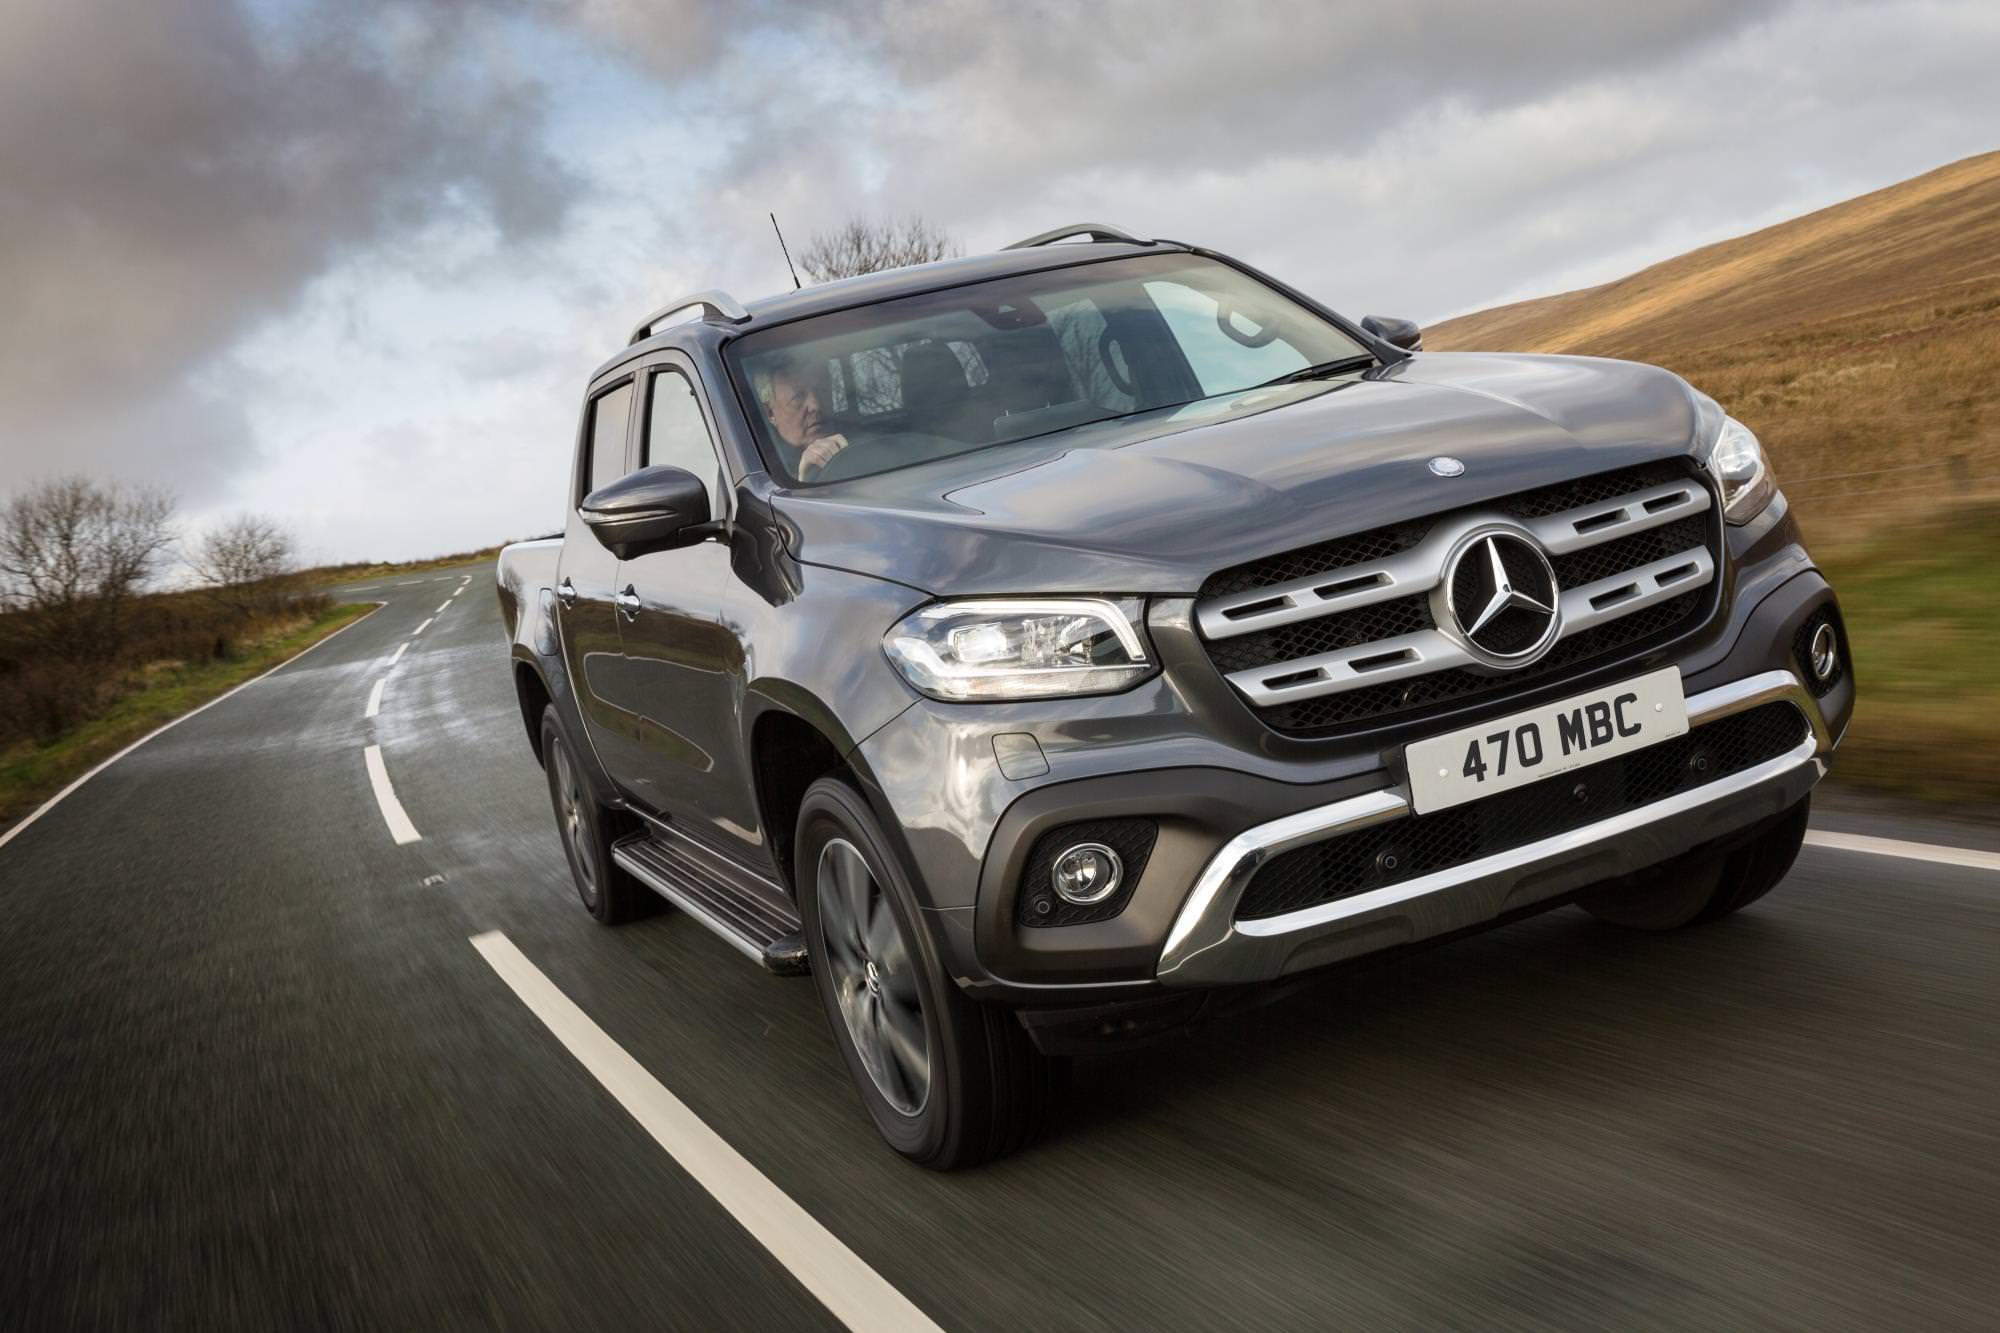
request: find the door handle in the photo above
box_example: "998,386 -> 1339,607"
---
556,577 -> 577,608
615,585 -> 642,620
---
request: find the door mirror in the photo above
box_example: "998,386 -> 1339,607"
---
1360,314 -> 1423,352
580,464 -> 711,559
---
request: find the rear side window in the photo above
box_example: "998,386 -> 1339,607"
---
644,369 -> 723,506
584,381 -> 634,500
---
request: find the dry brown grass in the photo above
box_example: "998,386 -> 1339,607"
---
1428,150 -> 2000,804
1430,150 -> 2000,551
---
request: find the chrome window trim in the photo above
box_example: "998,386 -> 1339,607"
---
1157,668 -> 1832,982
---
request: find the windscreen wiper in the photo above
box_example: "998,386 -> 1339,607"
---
1248,353 -> 1379,391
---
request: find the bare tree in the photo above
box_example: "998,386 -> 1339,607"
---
797,215 -> 961,283
189,513 -> 296,612
0,477 -> 177,663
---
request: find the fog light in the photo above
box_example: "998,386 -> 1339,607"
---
1051,842 -> 1123,905
1809,622 -> 1839,683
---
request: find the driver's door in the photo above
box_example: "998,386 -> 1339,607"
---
591,357 -> 741,844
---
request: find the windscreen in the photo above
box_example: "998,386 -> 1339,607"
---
726,254 -> 1370,484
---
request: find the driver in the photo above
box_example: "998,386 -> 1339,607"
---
752,356 -> 854,481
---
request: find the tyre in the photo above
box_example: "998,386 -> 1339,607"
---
540,705 -> 646,924
796,775 -> 1055,1169
1578,795 -> 1810,930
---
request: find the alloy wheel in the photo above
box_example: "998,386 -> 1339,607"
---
815,837 -> 929,1116
553,740 -> 598,907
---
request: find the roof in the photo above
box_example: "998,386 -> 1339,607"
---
592,238 -> 1185,382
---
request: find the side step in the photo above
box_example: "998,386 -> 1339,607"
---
611,830 -> 810,976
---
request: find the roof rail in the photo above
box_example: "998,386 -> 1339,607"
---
628,289 -> 752,344
1003,222 -> 1155,250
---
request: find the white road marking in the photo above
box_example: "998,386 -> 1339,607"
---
436,600 -> 452,614
388,641 -> 410,666
348,584 -> 379,591
0,604 -> 384,854
398,580 -> 423,586
470,932 -> 942,1333
363,744 -> 421,845
413,617 -> 433,635
450,586 -> 465,598
364,678 -> 386,719
1806,830 -> 2000,873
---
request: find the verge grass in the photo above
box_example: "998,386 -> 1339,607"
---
1817,504 -> 2000,806
0,601 -> 375,829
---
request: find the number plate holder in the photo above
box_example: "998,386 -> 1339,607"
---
1404,667 -> 1689,815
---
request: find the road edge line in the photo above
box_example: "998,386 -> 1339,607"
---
0,602 -> 385,855
1804,829 -> 2000,873
469,931 -> 942,1333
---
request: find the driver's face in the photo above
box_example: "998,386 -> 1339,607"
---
766,372 -> 824,449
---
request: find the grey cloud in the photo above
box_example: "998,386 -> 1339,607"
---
0,0 -> 571,501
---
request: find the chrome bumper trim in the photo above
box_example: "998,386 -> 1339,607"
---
1156,668 -> 1833,986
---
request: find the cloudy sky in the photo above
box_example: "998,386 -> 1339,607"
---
5,0 -> 1996,564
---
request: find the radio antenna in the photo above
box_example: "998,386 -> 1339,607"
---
770,212 -> 802,290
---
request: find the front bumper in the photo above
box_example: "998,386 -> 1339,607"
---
1155,667 -> 1833,986
855,549 -> 1850,1003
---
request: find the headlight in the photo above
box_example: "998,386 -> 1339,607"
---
1707,414 -> 1776,524
883,598 -> 1156,701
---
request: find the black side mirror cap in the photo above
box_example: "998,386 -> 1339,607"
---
580,464 -> 712,559
1361,314 -> 1423,352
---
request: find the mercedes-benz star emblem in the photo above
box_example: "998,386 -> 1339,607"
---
1441,531 -> 1561,666
1428,456 -> 1466,477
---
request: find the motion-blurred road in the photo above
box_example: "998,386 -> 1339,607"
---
4,567 -> 1996,1330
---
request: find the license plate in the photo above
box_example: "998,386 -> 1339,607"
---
1405,667 -> 1688,815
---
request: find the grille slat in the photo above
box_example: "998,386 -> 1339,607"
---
1196,461 -> 1720,736
1234,702 -> 1809,921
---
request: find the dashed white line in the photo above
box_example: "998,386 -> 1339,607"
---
0,604 -> 383,855
398,580 -> 424,586
450,586 -> 465,598
413,617 -> 433,635
364,678 -> 386,719
436,600 -> 453,614
1806,830 -> 2000,873
363,744 -> 421,845
388,641 -> 410,666
469,932 -> 941,1333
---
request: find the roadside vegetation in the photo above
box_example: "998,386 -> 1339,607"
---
0,479 -> 370,826
1431,150 -> 2000,805
1817,505 -> 2000,805
302,543 -> 517,586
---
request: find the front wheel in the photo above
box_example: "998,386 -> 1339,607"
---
1578,795 -> 1810,930
796,776 -> 1056,1169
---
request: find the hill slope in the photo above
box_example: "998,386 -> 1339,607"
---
1430,151 -> 2000,805
1429,150 -> 2000,543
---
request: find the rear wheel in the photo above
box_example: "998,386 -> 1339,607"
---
1578,795 -> 1810,930
540,705 -> 645,924
797,775 -> 1055,1169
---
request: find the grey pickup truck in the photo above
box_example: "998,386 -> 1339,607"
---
497,223 -> 1852,1168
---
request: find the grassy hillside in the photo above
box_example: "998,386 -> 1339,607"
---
1429,151 -> 2000,805
1430,150 -> 2000,552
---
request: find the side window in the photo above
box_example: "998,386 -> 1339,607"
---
1144,279 -> 1310,396
643,369 -> 723,505
584,381 -> 634,501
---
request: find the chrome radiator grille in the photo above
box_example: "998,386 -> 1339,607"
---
1196,461 -> 1720,736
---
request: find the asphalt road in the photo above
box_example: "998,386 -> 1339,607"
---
4,565 -> 1997,1331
